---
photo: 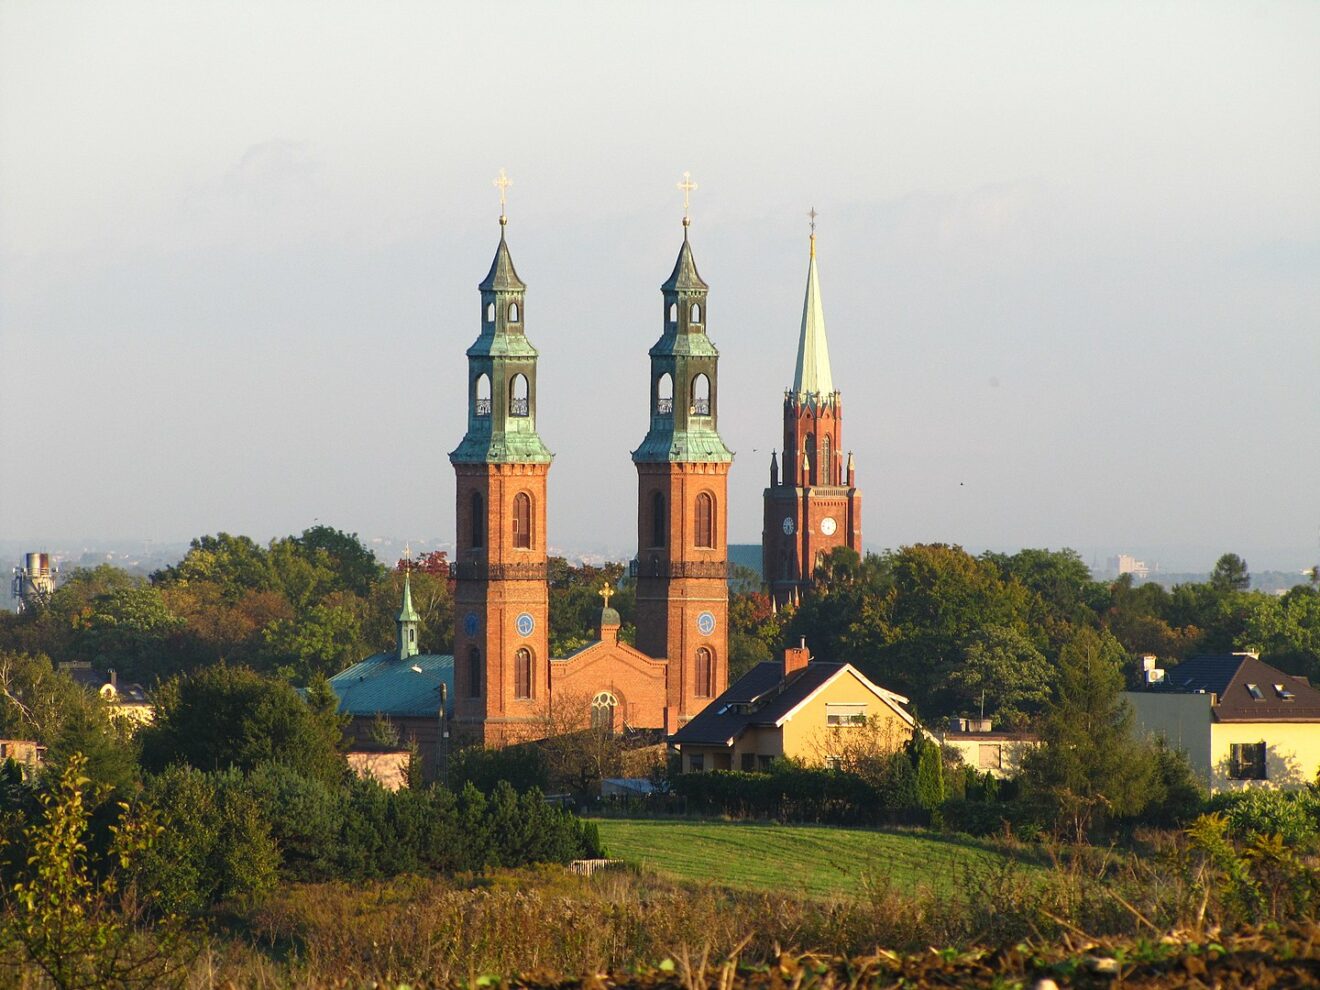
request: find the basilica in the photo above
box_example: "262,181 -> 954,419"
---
334,184 -> 862,751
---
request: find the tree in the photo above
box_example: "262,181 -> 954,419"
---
152,533 -> 274,603
1211,553 -> 1251,593
72,584 -> 184,682
1019,627 -> 1158,840
294,525 -> 384,597
946,625 -> 1053,727
140,664 -> 346,783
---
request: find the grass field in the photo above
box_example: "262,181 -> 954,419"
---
593,818 -> 1037,898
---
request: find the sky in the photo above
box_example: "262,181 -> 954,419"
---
2,1 -> 1318,573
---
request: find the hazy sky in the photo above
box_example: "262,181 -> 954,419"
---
2,2 -> 1318,572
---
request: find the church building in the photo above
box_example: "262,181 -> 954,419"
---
446,190 -> 734,746
762,225 -> 863,608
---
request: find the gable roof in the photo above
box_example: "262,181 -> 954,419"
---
670,661 -> 912,747
1157,654 -> 1320,722
329,652 -> 454,718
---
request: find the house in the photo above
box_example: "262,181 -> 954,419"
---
62,663 -> 154,725
937,718 -> 1037,778
0,739 -> 46,777
668,641 -> 916,772
1125,652 -> 1320,792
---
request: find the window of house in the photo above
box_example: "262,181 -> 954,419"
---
514,647 -> 533,700
467,647 -> 481,697
977,744 -> 1002,770
470,492 -> 485,549
1229,741 -> 1267,780
824,756 -> 842,771
689,753 -> 705,772
1275,683 -> 1296,700
513,492 -> 532,549
694,647 -> 713,698
651,491 -> 666,548
740,753 -> 756,772
825,703 -> 866,726
694,492 -> 714,548
757,754 -> 774,770
1246,683 -> 1264,700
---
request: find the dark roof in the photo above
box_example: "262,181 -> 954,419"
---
1157,654 -> 1320,722
60,663 -> 149,703
671,661 -> 850,746
330,653 -> 454,718
661,237 -> 708,292
479,231 -> 525,292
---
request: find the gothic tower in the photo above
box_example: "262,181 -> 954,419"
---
450,213 -> 553,745
763,227 -> 862,608
633,210 -> 734,722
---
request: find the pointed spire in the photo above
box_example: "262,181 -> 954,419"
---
479,226 -> 526,291
793,221 -> 834,397
662,237 -> 709,292
397,570 -> 420,624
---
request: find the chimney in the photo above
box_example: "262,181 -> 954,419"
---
109,669 -> 117,690
783,638 -> 811,678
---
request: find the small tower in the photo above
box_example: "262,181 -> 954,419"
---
450,177 -> 553,746
396,568 -> 420,661
633,173 -> 734,721
763,218 -> 863,607
11,553 -> 56,613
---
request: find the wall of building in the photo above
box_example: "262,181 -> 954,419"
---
780,669 -> 910,762
551,636 -> 670,731
1210,721 -> 1320,792
1125,691 -> 1215,788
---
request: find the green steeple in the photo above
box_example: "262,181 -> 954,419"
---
633,225 -> 734,464
396,571 -> 420,660
450,220 -> 553,465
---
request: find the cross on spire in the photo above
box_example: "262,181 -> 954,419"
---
808,207 -> 818,257
677,170 -> 698,229
403,542 -> 412,574
599,582 -> 615,609
493,168 -> 512,225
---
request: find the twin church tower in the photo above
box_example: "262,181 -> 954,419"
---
445,183 -> 860,744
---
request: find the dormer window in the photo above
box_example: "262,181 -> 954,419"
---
1274,683 -> 1296,700
1246,683 -> 1264,700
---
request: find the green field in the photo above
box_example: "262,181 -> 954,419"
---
593,818 -> 1036,898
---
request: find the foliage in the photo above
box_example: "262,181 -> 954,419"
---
1209,788 -> 1320,849
548,558 -> 632,655
1211,552 -> 1252,593
913,733 -> 946,812
946,624 -> 1052,726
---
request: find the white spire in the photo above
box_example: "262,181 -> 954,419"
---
792,233 -> 834,397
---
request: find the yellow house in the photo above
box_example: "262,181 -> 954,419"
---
1126,653 -> 1320,792
669,643 -> 916,772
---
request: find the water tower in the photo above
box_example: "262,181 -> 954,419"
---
11,553 -> 57,612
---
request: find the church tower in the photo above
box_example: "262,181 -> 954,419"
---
763,223 -> 862,608
450,198 -> 553,745
633,182 -> 734,722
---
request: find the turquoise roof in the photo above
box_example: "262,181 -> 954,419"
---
330,652 -> 454,718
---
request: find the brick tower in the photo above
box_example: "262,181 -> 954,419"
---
763,225 -> 862,608
450,211 -> 553,745
633,204 -> 734,723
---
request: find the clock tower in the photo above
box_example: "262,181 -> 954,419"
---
450,205 -> 553,746
763,225 -> 862,608
633,190 -> 734,722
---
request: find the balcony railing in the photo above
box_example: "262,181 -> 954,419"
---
509,397 -> 529,417
629,558 -> 729,579
474,398 -> 492,417
656,397 -> 673,415
449,561 -> 548,581
690,398 -> 710,416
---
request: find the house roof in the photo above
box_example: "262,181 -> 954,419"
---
329,652 -> 454,718
670,661 -> 912,747
1156,654 -> 1320,722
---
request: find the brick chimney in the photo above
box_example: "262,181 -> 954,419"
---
783,638 -> 811,678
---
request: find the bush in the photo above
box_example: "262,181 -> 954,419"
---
1209,788 -> 1320,848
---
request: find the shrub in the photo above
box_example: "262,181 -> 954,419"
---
1210,788 -> 1320,848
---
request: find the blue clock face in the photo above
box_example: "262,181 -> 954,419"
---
515,612 -> 535,637
697,611 -> 716,636
463,612 -> 479,637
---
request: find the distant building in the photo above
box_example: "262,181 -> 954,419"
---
937,718 -> 1037,778
1126,652 -> 1320,791
11,552 -> 57,612
62,663 -> 154,725
669,641 -> 915,772
1108,554 -> 1150,580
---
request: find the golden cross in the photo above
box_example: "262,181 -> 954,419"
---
677,170 -> 698,224
599,582 -> 615,608
403,542 -> 412,573
493,168 -> 512,221
808,207 -> 818,234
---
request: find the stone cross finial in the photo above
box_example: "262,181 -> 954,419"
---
403,542 -> 412,573
493,168 -> 512,223
599,582 -> 614,608
677,170 -> 698,227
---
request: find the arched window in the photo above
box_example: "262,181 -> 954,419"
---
467,647 -> 481,697
668,302 -> 677,322
695,492 -> 714,548
820,434 -> 832,486
509,301 -> 520,322
513,492 -> 532,549
690,302 -> 701,322
474,373 -> 491,417
804,432 -> 815,486
514,647 -> 533,699
470,492 -> 484,548
486,302 -> 495,323
656,372 -> 673,415
694,647 -> 713,698
651,491 -> 666,548
591,691 -> 618,733
509,374 -> 529,417
409,628 -> 416,644
690,373 -> 710,416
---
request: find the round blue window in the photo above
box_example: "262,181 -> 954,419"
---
516,612 -> 535,637
463,612 -> 479,637
697,611 -> 716,635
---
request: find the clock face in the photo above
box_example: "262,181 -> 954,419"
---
782,516 -> 795,535
820,516 -> 838,536
515,612 -> 535,637
697,611 -> 717,635
463,612 -> 479,637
